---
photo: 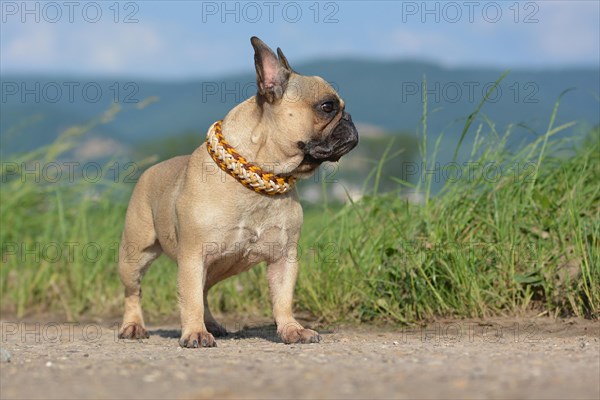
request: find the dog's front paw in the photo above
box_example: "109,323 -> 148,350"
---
179,330 -> 217,348
279,323 -> 321,344
118,322 -> 149,340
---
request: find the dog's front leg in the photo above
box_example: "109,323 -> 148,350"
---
267,254 -> 321,344
177,251 -> 217,348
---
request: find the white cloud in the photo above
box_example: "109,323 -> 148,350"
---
387,28 -> 467,65
533,2 -> 600,61
3,24 -> 60,65
1,1 -> 597,78
75,24 -> 165,73
2,21 -> 166,75
391,29 -> 451,54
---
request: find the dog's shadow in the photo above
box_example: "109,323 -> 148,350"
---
150,323 -> 283,343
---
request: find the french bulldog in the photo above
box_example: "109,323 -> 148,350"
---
118,36 -> 358,347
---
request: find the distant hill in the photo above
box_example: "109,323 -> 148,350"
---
130,129 -> 420,203
2,60 -> 598,158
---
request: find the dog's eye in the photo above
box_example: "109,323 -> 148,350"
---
320,101 -> 334,113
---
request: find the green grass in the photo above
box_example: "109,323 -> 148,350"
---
296,128 -> 600,322
1,96 -> 599,323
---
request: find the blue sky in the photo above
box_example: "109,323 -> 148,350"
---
2,1 -> 599,79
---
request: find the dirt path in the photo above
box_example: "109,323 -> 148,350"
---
1,317 -> 598,399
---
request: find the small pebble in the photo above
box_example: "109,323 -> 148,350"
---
0,348 -> 11,363
46,361 -> 53,367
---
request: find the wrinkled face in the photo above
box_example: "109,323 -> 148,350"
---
249,36 -> 358,178
274,74 -> 359,177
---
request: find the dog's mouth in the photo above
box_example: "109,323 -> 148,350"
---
296,154 -> 323,172
294,112 -> 359,172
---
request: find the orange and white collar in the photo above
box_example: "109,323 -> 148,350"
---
206,120 -> 296,195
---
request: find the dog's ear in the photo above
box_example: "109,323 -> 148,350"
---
277,47 -> 293,72
251,36 -> 291,103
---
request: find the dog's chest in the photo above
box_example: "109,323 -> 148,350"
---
204,204 -> 300,274
225,218 -> 287,258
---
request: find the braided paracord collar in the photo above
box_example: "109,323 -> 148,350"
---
206,120 -> 297,195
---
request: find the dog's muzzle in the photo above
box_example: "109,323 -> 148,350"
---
299,112 -> 359,164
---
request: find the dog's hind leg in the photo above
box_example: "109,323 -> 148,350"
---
118,196 -> 162,339
118,240 -> 161,339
